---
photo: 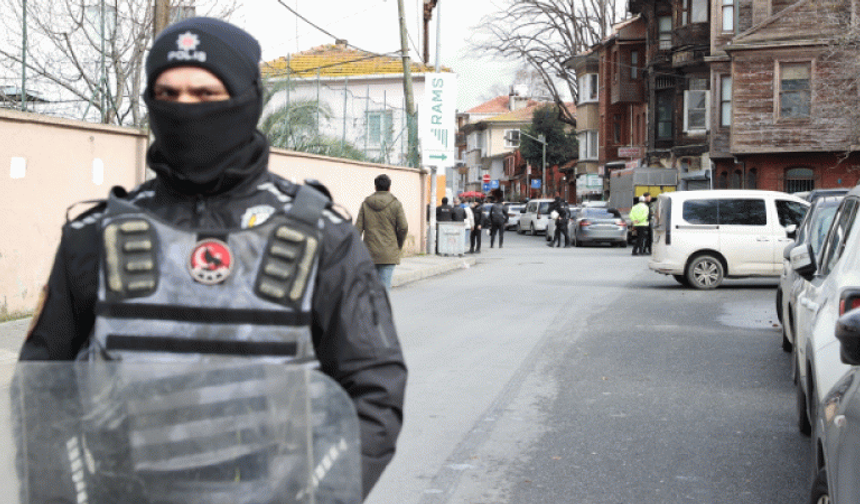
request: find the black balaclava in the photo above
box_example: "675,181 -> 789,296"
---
144,17 -> 267,195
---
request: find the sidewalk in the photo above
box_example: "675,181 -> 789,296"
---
0,254 -> 475,348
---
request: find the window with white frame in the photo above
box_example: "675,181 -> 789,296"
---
578,130 -> 598,160
504,129 -> 520,148
578,73 -> 599,103
366,110 -> 393,146
721,0 -> 734,32
720,75 -> 732,127
779,62 -> 811,119
658,16 -> 672,50
684,78 -> 709,133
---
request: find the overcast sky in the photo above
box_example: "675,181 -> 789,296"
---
232,0 -> 518,110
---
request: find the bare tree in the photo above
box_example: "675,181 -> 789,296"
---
470,0 -> 625,126
0,0 -> 237,126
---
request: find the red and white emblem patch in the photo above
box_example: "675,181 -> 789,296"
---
189,239 -> 233,285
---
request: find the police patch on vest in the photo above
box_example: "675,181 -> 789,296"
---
189,239 -> 233,284
241,205 -> 275,229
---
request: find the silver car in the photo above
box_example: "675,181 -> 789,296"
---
570,207 -> 628,247
810,306 -> 860,503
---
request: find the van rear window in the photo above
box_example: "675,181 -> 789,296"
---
682,199 -> 767,225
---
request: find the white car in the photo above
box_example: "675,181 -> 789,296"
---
791,186 -> 860,437
648,190 -> 808,289
517,199 -> 554,235
505,203 -> 525,230
777,195 -> 843,352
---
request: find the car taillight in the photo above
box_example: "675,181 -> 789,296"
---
839,290 -> 860,315
616,220 -> 627,227
579,220 -> 591,227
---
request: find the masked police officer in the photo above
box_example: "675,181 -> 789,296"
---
18,17 -> 406,501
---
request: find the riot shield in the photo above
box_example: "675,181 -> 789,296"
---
2,362 -> 361,504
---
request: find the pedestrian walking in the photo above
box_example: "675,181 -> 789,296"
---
355,174 -> 409,291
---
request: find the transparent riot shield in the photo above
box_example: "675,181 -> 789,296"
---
2,362 -> 361,504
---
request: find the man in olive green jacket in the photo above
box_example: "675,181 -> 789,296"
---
355,174 -> 409,290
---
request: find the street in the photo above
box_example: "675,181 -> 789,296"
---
368,231 -> 811,504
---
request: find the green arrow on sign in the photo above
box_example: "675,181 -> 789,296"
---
429,153 -> 448,161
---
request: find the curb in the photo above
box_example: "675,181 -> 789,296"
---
391,256 -> 476,288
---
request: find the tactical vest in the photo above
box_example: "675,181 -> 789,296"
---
89,185 -> 327,364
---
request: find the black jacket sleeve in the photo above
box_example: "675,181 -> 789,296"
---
310,220 -> 407,499
20,218 -> 100,361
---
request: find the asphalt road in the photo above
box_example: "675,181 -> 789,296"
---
368,231 -> 810,504
0,230 -> 810,504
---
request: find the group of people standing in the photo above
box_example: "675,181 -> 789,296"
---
436,194 -> 509,253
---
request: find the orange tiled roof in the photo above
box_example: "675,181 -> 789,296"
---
483,102 -> 576,123
261,43 -> 442,79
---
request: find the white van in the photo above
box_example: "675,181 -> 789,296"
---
648,190 -> 809,289
517,198 -> 555,235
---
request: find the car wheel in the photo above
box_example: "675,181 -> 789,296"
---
782,326 -> 793,353
619,240 -> 627,249
517,223 -> 524,235
810,469 -> 830,504
776,289 -> 784,324
530,223 -> 535,236
686,254 -> 724,289
673,274 -> 690,287
797,372 -> 812,436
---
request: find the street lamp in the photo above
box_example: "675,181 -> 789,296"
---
518,130 -> 546,197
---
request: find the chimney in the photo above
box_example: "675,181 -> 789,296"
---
335,39 -> 348,49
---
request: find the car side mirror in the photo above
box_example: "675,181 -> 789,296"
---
521,208 -> 526,213
785,224 -> 798,239
790,242 -> 816,280
835,307 -> 860,365
783,241 -> 797,260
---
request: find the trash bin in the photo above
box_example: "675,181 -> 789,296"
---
437,222 -> 466,256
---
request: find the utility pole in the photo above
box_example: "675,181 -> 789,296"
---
21,0 -> 27,112
153,0 -> 170,36
397,0 -> 419,169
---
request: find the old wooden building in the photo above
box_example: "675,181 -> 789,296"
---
626,0 -> 860,192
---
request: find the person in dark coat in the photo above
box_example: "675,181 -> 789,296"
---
18,17 -> 405,502
488,197 -> 509,248
469,199 -> 484,253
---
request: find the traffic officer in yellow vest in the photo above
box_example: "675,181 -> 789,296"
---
630,194 -> 651,256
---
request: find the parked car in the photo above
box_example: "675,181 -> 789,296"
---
505,203 -> 525,230
777,195 -> 843,352
648,190 -> 808,289
517,198 -> 554,235
791,186 -> 860,437
794,187 -> 850,203
569,207 -> 628,247
809,306 -> 860,503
